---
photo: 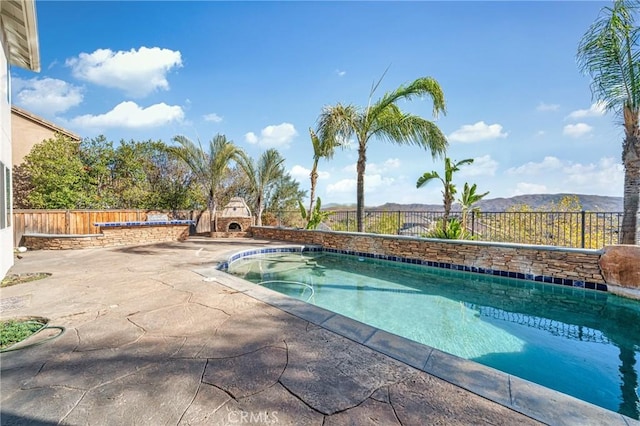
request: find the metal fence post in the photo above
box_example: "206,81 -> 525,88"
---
580,210 -> 586,248
471,211 -> 475,237
346,211 -> 350,232
397,211 -> 401,235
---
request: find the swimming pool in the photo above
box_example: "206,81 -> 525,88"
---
227,250 -> 640,419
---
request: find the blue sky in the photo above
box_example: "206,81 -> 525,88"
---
11,1 -> 625,206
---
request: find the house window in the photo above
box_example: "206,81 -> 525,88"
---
0,161 -> 6,229
5,166 -> 10,227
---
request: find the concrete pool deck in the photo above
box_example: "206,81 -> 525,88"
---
0,237 -> 635,425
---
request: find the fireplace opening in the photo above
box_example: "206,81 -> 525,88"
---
228,222 -> 242,232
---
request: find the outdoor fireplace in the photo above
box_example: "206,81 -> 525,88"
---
213,197 -> 254,237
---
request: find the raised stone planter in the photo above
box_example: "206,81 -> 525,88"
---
23,220 -> 194,250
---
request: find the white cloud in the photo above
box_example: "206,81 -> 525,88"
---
512,182 -> 548,196
505,156 -> 624,197
326,173 -> 394,195
290,165 -> 329,180
383,158 -> 401,168
448,121 -> 508,143
291,165 -> 310,179
566,101 -> 606,120
368,158 -> 401,174
66,47 -> 182,97
342,163 -> 356,173
245,132 -> 258,144
459,155 -> 498,177
507,156 -> 563,175
327,178 -> 356,193
563,122 -> 593,138
536,102 -> 560,112
70,101 -> 184,129
244,122 -> 297,148
365,174 -> 395,190
336,69 -> 346,77
12,76 -> 83,115
203,113 -> 222,123
342,158 -> 401,175
564,157 -> 623,188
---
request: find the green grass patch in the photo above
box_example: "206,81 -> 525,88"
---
0,319 -> 46,349
1,273 -> 51,288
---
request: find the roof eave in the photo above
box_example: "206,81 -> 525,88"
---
20,0 -> 40,72
2,0 -> 41,72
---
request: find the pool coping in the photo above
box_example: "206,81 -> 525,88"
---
199,244 -> 636,426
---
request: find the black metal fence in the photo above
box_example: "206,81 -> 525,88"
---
272,210 -> 623,249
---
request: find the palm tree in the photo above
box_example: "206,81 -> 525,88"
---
170,134 -> 243,232
237,149 -> 285,226
578,0 -> 640,244
416,157 -> 473,225
306,128 -> 340,227
318,75 -> 448,232
458,182 -> 489,233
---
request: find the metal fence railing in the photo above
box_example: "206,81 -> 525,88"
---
271,210 -> 624,249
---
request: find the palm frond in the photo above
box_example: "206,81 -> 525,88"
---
371,107 -> 448,159
310,127 -> 340,161
577,0 -> 640,115
317,103 -> 361,146
370,76 -> 447,122
416,171 -> 441,188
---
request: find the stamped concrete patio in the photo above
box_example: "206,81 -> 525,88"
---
0,237 -> 635,425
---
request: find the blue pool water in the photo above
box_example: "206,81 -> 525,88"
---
227,251 -> 640,419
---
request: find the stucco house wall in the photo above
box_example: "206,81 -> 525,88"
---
1,30 -> 12,278
11,106 -> 81,165
0,0 -> 41,279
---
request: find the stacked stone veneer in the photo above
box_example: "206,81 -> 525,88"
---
251,227 -> 606,287
23,224 -> 190,250
215,217 -> 254,233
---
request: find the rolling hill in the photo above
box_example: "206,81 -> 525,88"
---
326,194 -> 623,212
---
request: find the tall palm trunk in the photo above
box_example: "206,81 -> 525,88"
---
442,195 -> 451,226
255,193 -> 263,226
621,131 -> 640,244
356,142 -> 367,233
307,158 -> 319,227
208,187 -> 219,233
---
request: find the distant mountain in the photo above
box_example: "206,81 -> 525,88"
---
327,194 -> 623,212
474,194 -> 623,212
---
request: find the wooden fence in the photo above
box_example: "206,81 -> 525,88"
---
13,209 -> 210,245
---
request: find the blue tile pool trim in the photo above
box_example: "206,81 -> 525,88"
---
219,245 -> 607,292
94,220 -> 195,227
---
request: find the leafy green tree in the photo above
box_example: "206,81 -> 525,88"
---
237,149 -> 285,226
145,141 -> 204,211
578,0 -> 640,244
416,157 -> 473,225
458,182 -> 489,233
318,74 -> 448,232
170,134 -> 243,230
305,128 -> 340,227
111,140 -> 153,208
267,173 -> 306,215
22,134 -> 89,208
79,135 -> 117,207
11,163 -> 33,209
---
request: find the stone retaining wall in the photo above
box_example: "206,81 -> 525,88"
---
251,227 -> 606,285
23,224 -> 190,250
